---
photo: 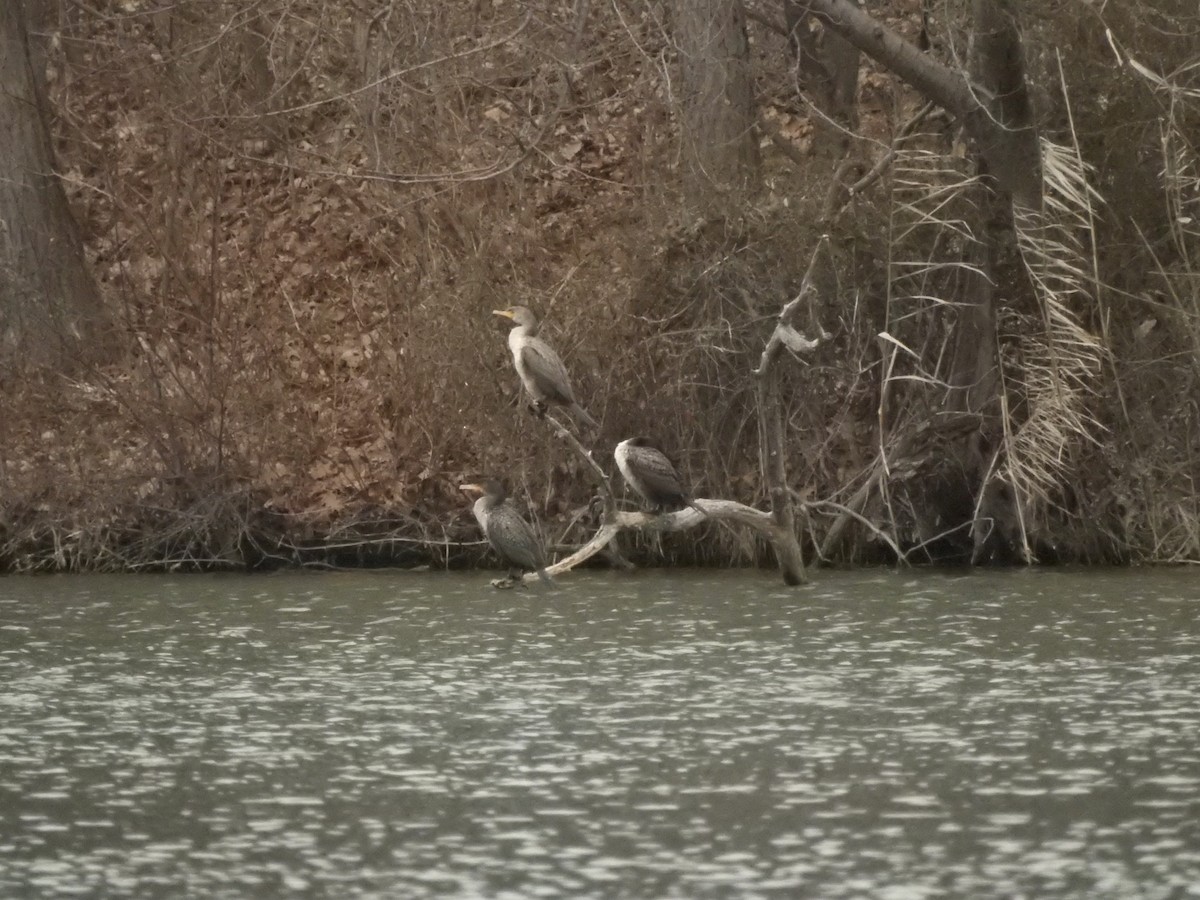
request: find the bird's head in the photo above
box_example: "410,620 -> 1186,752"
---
491,306 -> 538,331
459,480 -> 506,502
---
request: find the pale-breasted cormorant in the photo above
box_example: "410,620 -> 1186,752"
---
492,306 -> 598,428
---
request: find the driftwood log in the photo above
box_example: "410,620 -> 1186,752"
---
514,242 -> 831,587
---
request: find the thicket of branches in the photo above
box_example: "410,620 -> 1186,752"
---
2,0 -> 1198,571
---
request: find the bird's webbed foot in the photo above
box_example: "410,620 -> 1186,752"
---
490,572 -> 529,590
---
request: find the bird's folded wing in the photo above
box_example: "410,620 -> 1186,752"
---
629,449 -> 684,496
520,340 -> 575,404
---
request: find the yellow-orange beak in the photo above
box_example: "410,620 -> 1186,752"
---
491,308 -> 515,320
459,483 -> 484,495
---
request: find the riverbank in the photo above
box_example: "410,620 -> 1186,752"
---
2,2 -> 1197,572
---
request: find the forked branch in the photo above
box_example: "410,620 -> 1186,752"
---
540,500 -> 802,580
517,243 -> 832,587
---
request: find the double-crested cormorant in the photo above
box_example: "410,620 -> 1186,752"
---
460,480 -> 554,585
492,306 -> 598,428
614,437 -> 703,515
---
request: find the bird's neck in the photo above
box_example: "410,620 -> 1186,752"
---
507,326 -> 532,353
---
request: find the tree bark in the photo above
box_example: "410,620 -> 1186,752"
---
676,0 -> 760,214
960,0 -> 1039,562
784,1 -> 860,141
802,0 -> 1041,206
967,0 -> 1041,208
0,0 -> 107,370
752,286 -> 816,585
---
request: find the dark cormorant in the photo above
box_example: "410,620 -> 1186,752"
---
492,306 -> 598,428
460,480 -> 554,585
614,437 -> 703,515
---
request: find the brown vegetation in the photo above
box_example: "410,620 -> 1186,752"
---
2,0 -> 1199,572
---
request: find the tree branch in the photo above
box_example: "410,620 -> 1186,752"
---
751,240 -> 831,585
537,499 -> 805,582
800,0 -> 1039,203
808,498 -> 907,564
511,244 -> 833,588
544,411 -> 615,508
801,0 -> 977,118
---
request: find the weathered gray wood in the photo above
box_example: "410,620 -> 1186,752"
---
524,245 -> 831,587
0,0 -> 108,369
675,0 -> 761,213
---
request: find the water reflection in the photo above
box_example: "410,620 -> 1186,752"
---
1,569 -> 1199,897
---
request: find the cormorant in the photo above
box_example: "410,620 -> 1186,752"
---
614,437 -> 704,515
492,306 -> 598,428
460,480 -> 554,585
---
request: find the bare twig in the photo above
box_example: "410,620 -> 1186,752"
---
808,497 -> 907,564
544,411 -> 614,507
848,100 -> 937,197
819,463 -> 883,560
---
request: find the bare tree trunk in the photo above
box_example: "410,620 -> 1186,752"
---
941,181 -> 1007,559
676,0 -> 760,214
0,0 -> 108,370
753,283 -> 817,585
960,0 -> 1039,561
802,0 -> 1041,205
784,0 -> 860,145
968,0 -> 1041,209
801,0 -> 1041,563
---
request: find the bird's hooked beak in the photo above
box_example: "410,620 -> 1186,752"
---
491,308 -> 515,321
459,483 -> 485,496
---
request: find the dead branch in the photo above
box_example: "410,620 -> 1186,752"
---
515,242 -> 833,588
750,239 -> 832,584
808,497 -> 906,563
818,464 -> 883,560
822,100 -> 938,222
846,100 -> 937,199
539,500 -> 800,578
544,411 -> 615,507
801,0 -> 1040,204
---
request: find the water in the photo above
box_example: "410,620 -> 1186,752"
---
1,569 -> 1199,898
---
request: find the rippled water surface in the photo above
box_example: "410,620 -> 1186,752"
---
2,569 -> 1200,898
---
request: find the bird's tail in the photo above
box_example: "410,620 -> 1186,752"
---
570,403 -> 599,430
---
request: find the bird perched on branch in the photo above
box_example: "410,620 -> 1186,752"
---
460,480 -> 554,586
492,305 -> 598,429
614,437 -> 704,515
